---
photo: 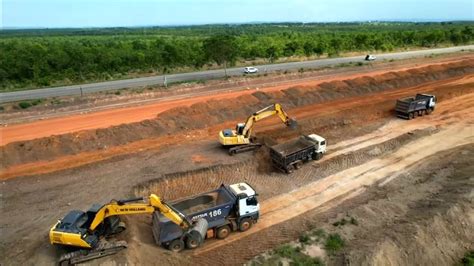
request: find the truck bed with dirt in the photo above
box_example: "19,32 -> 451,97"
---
270,134 -> 326,173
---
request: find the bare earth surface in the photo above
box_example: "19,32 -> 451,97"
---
0,53 -> 473,265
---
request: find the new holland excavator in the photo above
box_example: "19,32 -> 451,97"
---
49,194 -> 207,265
219,103 -> 297,155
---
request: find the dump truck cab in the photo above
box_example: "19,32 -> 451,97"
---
229,183 -> 260,217
306,134 -> 327,154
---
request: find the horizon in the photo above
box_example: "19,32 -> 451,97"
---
2,0 -> 473,29
2,20 -> 474,31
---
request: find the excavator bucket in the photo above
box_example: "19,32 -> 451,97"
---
287,118 -> 298,129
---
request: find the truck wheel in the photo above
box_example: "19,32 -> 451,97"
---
216,225 -> 231,239
186,235 -> 200,249
239,218 -> 252,232
408,113 -> 414,120
295,161 -> 302,169
312,152 -> 323,160
426,108 -> 433,114
419,110 -> 424,116
285,165 -> 294,174
413,111 -> 418,118
169,239 -> 185,252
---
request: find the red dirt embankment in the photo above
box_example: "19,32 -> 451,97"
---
0,60 -> 472,170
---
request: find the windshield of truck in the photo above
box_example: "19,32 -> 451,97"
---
246,197 -> 258,206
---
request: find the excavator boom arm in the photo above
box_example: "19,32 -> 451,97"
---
242,103 -> 295,137
89,194 -> 190,231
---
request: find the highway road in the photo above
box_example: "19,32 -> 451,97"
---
1,45 -> 473,103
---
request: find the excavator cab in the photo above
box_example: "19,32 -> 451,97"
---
236,123 -> 245,135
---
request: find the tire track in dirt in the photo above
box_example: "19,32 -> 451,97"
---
193,102 -> 473,256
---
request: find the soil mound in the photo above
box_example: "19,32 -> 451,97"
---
1,60 -> 473,168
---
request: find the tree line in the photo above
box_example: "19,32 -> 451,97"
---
0,22 -> 473,91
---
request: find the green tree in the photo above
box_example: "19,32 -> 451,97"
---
203,35 -> 238,76
303,41 -> 314,57
265,46 -> 279,63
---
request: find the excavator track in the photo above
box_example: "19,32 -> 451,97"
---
58,240 -> 127,266
228,143 -> 262,155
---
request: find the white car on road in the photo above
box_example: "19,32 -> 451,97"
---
365,54 -> 376,61
243,67 -> 259,74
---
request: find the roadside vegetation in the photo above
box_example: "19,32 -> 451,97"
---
1,22 -> 473,91
459,251 -> 474,266
250,226 -> 350,265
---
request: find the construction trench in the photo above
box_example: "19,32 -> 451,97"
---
0,55 -> 473,265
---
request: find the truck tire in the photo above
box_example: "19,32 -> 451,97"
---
216,225 -> 231,239
239,218 -> 252,232
285,165 -> 294,174
413,111 -> 418,118
419,110 -> 424,116
408,113 -> 414,120
295,161 -> 303,169
186,235 -> 200,249
169,239 -> 185,252
426,108 -> 433,114
312,152 -> 323,160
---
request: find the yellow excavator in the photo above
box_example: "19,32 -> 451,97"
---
49,194 -> 207,265
219,103 -> 297,154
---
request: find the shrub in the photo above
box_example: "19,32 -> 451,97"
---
332,218 -> 347,227
299,233 -> 311,244
274,244 -> 295,258
350,217 -> 358,225
460,250 -> 474,266
325,233 -> 345,253
18,101 -> 32,109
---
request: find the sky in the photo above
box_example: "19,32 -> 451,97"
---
1,0 -> 473,29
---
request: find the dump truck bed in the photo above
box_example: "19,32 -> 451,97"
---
270,136 -> 317,172
270,137 -> 314,157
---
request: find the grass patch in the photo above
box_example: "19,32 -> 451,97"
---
460,251 -> 474,266
273,244 -> 324,266
324,233 -> 345,254
313,229 -> 326,238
